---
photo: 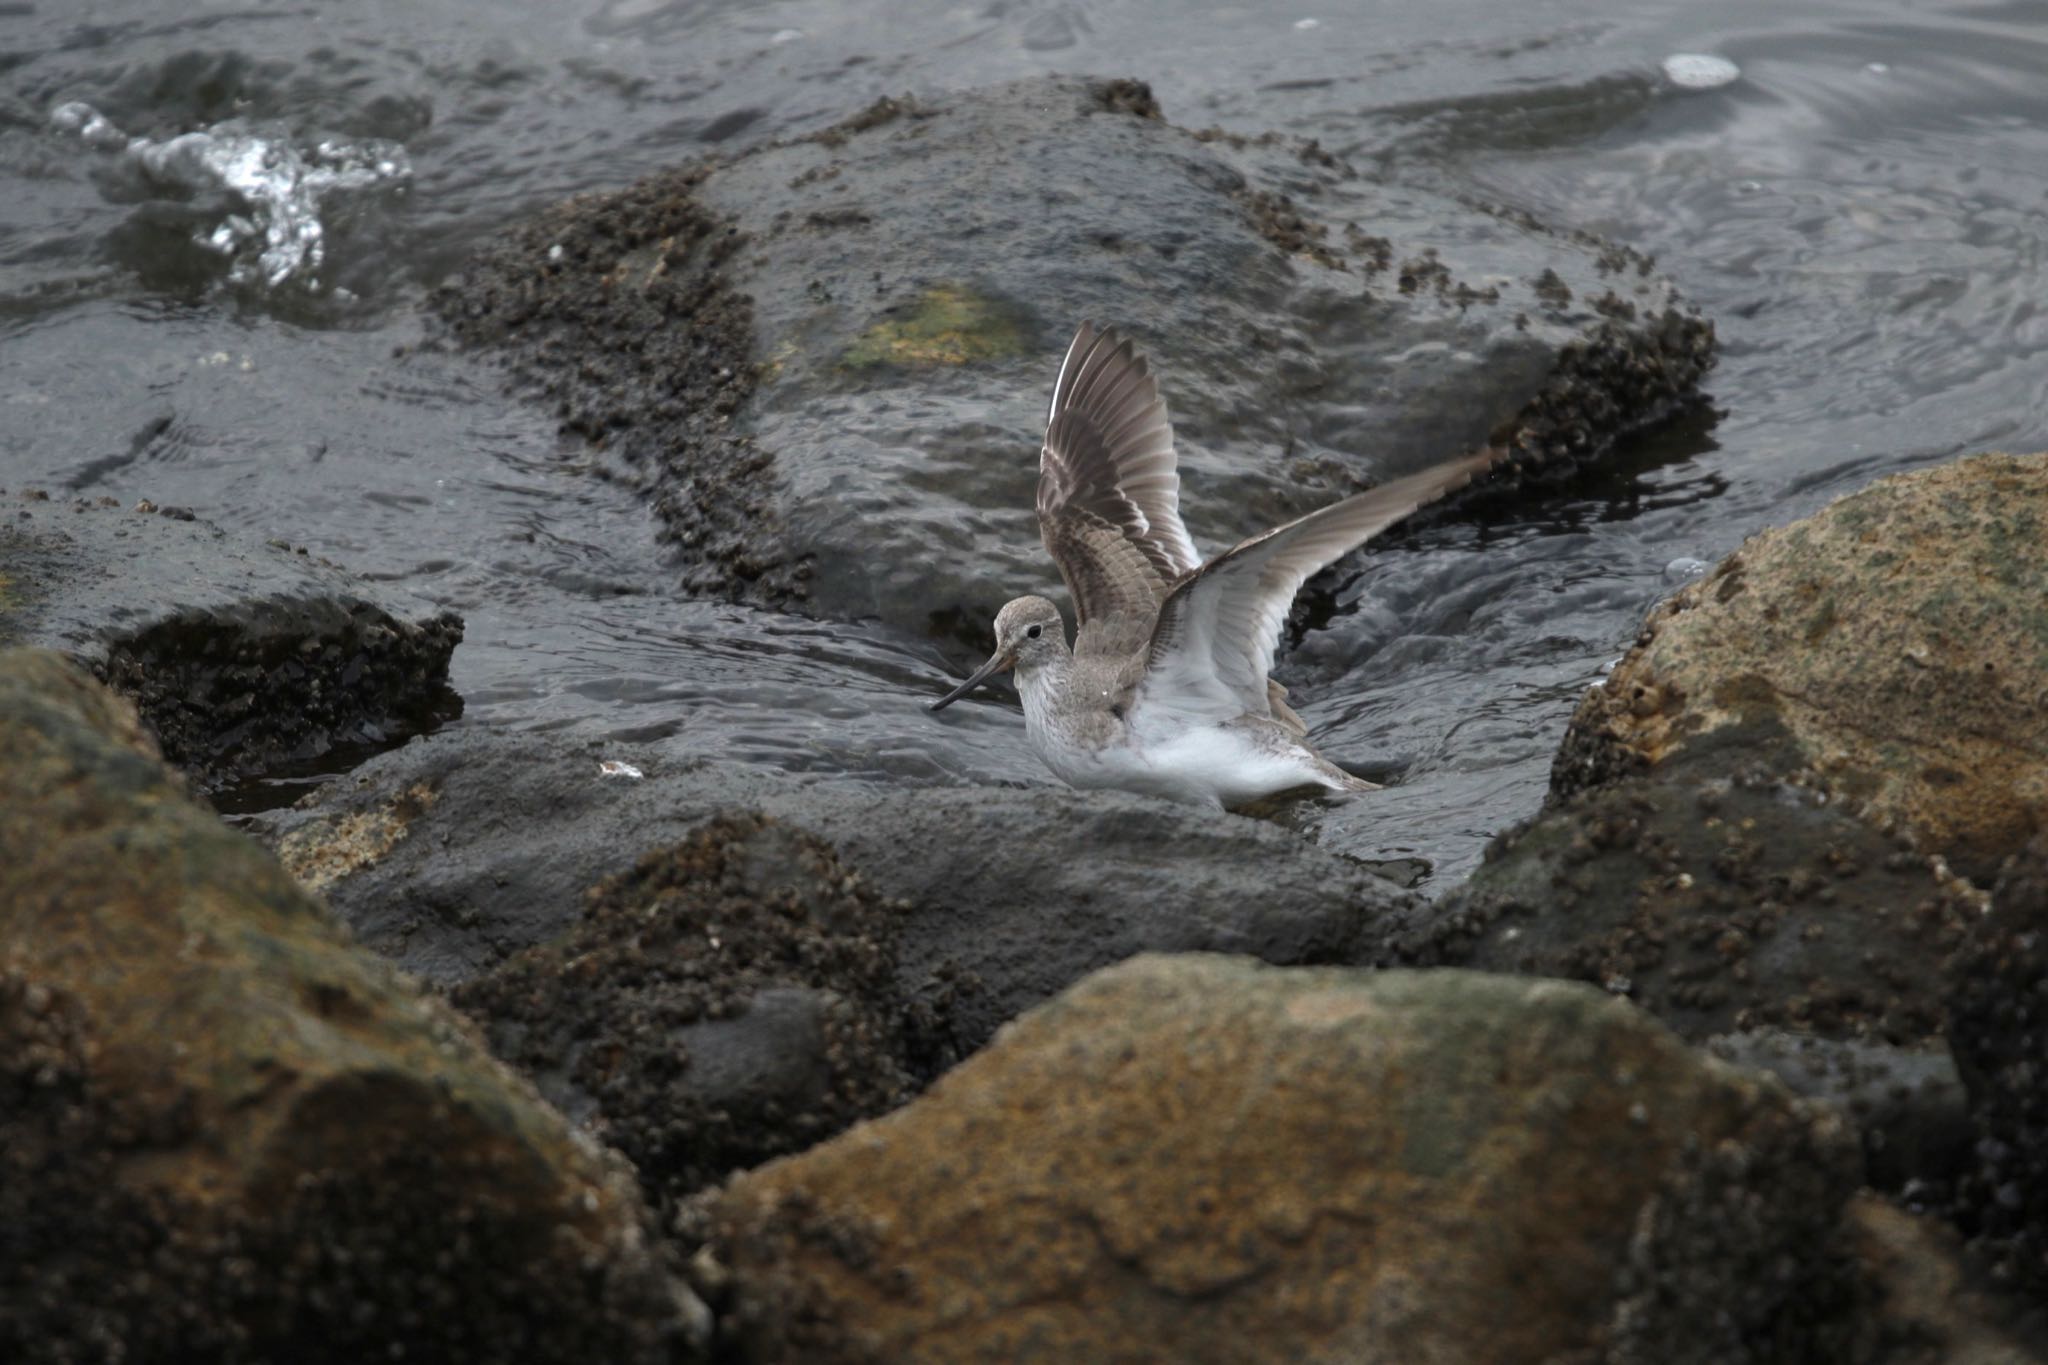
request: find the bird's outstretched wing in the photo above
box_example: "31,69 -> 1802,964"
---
1037,322 -> 1201,657
1142,447 -> 1501,721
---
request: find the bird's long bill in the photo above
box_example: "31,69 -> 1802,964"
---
927,649 -> 1016,711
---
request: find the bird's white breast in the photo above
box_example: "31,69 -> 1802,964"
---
1019,672 -> 1335,808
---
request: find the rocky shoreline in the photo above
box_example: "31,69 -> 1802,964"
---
5,73 -> 2046,1365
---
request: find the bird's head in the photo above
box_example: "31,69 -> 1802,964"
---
927,595 -> 1066,710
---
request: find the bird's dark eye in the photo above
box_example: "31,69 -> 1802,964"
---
1026,624 -> 1043,639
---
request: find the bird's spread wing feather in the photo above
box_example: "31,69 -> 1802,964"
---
1143,447 -> 1501,720
1038,322 -> 1201,657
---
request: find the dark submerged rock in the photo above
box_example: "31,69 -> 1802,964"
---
1704,1030 -> 1973,1197
450,815 -> 929,1209
432,75 -> 1714,632
1386,764 -> 1979,1046
261,726 -> 1419,1054
0,490 -> 460,795
427,164 -> 770,600
0,649 -> 703,1364
1948,839 -> 2048,1295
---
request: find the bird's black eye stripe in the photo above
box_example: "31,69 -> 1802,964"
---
1026,624 -> 1043,639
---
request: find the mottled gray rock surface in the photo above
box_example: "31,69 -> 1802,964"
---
1705,1030 -> 1972,1195
449,814 -> 931,1211
262,726 -> 1419,1054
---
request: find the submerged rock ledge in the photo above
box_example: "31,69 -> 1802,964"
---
0,490 -> 460,796
432,74 -> 1715,633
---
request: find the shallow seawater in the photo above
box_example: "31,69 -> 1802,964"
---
4,0 -> 2045,884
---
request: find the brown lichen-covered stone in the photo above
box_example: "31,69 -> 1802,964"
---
1556,452 -> 2048,882
0,648 -> 704,1364
708,954 -> 1861,1365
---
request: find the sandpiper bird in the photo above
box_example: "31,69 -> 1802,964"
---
929,321 -> 1499,809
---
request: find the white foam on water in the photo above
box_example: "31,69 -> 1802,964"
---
49,101 -> 412,291
1660,52 -> 1741,91
50,100 -> 127,151
1662,556 -> 1710,585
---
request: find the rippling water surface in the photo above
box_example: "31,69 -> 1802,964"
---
4,0 -> 2045,883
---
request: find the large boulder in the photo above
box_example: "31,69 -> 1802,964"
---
1555,451 -> 2048,884
0,489 -> 460,795
1384,451 -> 2045,1051
432,75 -> 1713,634
706,954 -> 1862,1365
261,727 -> 1420,1055
0,648 -> 704,1363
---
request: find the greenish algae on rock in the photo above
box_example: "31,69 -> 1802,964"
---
840,285 -> 1029,370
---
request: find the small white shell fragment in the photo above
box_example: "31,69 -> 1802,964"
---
1661,52 -> 1741,90
1294,17 -> 1321,29
598,759 -> 644,779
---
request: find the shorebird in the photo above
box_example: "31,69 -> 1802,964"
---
929,321 -> 1499,809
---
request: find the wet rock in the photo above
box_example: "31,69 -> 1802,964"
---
1705,1031 -> 1973,1195
705,954 -> 1862,1364
433,75 -> 1713,632
1556,452 -> 2048,883
0,648 -> 705,1363
0,490 -> 460,795
449,815 -> 928,1210
259,726 -> 1418,1055
1843,1196 -> 2048,1364
1386,766 -> 1980,1046
1947,839 -> 2048,1294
